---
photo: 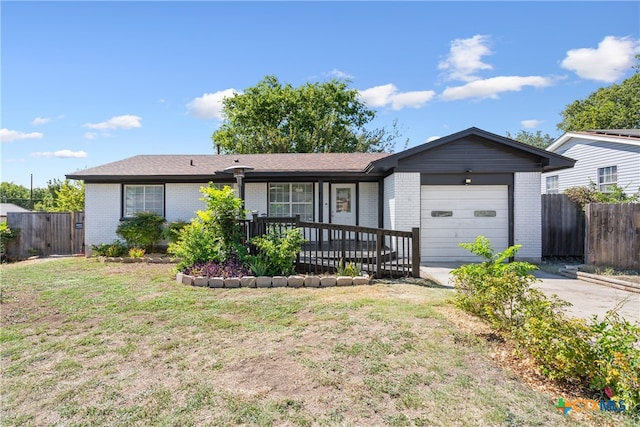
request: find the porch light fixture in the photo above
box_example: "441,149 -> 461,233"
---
223,165 -> 254,201
465,178 -> 472,185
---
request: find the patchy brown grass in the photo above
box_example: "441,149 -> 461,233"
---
1,258 -> 631,426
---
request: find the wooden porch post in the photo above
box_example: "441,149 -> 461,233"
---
411,227 -> 420,278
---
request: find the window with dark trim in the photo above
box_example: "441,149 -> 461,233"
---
124,184 -> 164,217
268,183 -> 313,221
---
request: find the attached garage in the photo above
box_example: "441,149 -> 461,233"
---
421,185 -> 508,262
369,127 -> 576,263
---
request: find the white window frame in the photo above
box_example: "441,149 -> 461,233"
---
597,166 -> 617,192
545,175 -> 559,194
268,183 -> 314,221
123,184 -> 165,218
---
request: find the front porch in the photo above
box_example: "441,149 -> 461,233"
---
244,215 -> 420,278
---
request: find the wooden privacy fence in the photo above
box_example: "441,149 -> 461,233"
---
5,212 -> 85,259
541,194 -> 585,257
244,214 -> 420,278
585,203 -> 639,270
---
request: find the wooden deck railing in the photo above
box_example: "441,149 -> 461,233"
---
242,215 -> 420,279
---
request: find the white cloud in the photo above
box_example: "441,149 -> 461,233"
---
359,84 -> 435,110
426,135 -> 441,143
327,69 -> 353,80
32,117 -> 52,125
440,76 -> 553,101
521,119 -> 542,129
84,132 -> 98,140
1,128 -> 44,143
439,35 -> 493,82
187,89 -> 237,120
84,114 -> 142,130
32,150 -> 88,158
561,36 -> 640,83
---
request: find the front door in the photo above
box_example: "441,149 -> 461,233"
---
331,183 -> 356,225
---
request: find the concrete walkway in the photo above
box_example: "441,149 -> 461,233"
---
420,264 -> 640,324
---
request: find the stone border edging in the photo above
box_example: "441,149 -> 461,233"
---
559,269 -> 640,294
177,273 -> 372,288
97,256 -> 179,264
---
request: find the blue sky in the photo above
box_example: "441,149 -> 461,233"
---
2,1 -> 639,188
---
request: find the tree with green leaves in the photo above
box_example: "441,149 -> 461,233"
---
557,56 -> 640,132
212,75 -> 402,154
505,130 -> 555,149
34,179 -> 84,212
0,182 -> 31,209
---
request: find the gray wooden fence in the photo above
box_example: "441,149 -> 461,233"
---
585,203 -> 639,270
541,194 -> 585,257
5,212 -> 85,259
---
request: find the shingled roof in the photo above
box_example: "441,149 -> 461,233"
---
67,153 -> 391,182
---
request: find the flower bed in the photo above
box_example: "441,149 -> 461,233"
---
177,273 -> 372,288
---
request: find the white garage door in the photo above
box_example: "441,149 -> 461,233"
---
421,185 -> 509,262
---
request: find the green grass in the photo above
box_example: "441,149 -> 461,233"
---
0,258 -> 632,426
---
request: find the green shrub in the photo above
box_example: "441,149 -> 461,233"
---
162,220 -> 189,243
337,259 -> 360,277
565,182 -> 640,208
116,212 -> 165,252
91,241 -> 128,257
0,222 -> 16,258
513,290 -> 593,381
451,236 -> 539,330
168,184 -> 247,271
249,226 -> 306,276
589,309 -> 640,411
128,247 -> 146,258
453,235 -> 640,414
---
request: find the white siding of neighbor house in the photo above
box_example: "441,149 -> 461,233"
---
358,182 -> 378,228
514,172 -> 542,262
165,183 -> 207,222
542,139 -> 640,194
85,183 -> 121,251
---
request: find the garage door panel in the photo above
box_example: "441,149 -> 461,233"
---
421,185 -> 509,262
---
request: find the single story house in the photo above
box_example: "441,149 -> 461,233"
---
67,127 -> 575,262
541,129 -> 640,195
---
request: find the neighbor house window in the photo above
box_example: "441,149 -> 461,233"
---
124,185 -> 164,217
268,183 -> 313,221
598,166 -> 617,192
545,175 -> 559,194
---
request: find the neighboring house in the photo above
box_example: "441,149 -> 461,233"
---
0,203 -> 30,222
541,129 -> 640,195
67,127 -> 574,262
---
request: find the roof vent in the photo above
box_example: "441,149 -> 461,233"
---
190,159 -> 194,166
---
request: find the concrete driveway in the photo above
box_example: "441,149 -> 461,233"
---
420,265 -> 640,324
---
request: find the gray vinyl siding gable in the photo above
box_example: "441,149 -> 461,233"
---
542,138 -> 640,193
396,136 -> 545,173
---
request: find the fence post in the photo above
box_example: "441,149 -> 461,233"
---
411,227 -> 420,278
251,213 -> 258,239
375,230 -> 383,278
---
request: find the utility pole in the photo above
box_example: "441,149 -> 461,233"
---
30,174 -> 34,210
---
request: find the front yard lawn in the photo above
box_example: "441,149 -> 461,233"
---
0,258 -> 626,426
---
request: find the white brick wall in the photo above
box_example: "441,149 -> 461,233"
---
393,173 -> 421,232
165,183 -> 207,222
514,172 -> 542,262
85,183 -> 121,251
383,174 -> 395,230
358,182 -> 378,228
